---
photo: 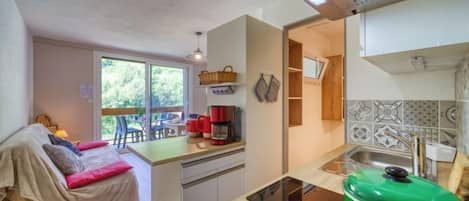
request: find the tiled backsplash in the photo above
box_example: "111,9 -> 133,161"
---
346,100 -> 457,152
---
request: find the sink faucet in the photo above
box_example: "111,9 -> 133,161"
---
381,131 -> 427,178
411,135 -> 426,178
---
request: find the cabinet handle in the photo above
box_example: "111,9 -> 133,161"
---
181,148 -> 244,168
182,164 -> 245,189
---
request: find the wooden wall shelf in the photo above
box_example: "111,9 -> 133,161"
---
288,39 -> 303,127
288,67 -> 303,72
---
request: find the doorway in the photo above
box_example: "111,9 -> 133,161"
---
94,53 -> 189,147
283,18 -> 346,171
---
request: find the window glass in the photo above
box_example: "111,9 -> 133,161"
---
303,57 -> 324,79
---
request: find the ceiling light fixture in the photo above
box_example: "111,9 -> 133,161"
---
306,0 -> 327,6
190,32 -> 204,61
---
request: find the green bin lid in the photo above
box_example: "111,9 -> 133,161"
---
343,167 -> 459,201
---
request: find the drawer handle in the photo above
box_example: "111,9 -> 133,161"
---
181,148 -> 244,168
182,164 -> 244,189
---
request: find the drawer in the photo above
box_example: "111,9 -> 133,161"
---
181,148 -> 245,184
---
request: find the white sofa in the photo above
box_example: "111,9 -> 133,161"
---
0,124 -> 139,201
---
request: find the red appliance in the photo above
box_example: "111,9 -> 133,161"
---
211,123 -> 231,145
208,106 -> 240,145
210,106 -> 227,123
186,119 -> 201,138
197,115 -> 211,139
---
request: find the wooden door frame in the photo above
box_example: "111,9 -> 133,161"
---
282,16 -> 347,173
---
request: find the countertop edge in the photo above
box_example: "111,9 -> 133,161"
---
127,139 -> 246,166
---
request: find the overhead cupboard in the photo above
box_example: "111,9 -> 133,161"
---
360,0 -> 469,73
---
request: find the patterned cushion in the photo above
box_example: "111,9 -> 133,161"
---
48,134 -> 82,156
43,144 -> 85,175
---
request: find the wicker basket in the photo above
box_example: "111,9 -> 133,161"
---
199,65 -> 237,85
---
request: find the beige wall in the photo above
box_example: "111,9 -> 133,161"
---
34,42 -> 94,142
207,16 -> 283,191
346,15 -> 455,100
287,20 -> 345,169
189,64 -> 208,115
33,38 -> 206,142
245,17 -> 283,190
0,0 -> 33,143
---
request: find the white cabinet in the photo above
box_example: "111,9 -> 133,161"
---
218,167 -> 245,201
360,0 -> 469,73
183,176 -> 218,201
181,147 -> 246,201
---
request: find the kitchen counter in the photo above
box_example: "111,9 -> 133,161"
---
235,144 -> 454,201
128,136 -> 246,166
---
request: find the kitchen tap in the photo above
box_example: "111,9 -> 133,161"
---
411,135 -> 426,178
382,131 -> 426,178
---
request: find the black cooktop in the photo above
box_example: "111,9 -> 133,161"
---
246,177 -> 343,201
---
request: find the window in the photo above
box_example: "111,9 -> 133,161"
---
96,53 -> 188,143
303,57 -> 325,79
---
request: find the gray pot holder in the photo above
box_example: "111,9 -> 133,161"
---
255,74 -> 268,102
266,75 -> 280,102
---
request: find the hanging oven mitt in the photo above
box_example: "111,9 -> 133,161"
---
266,75 -> 280,102
255,74 -> 268,102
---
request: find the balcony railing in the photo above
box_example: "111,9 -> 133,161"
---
101,106 -> 183,116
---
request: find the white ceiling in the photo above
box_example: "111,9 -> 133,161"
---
293,19 -> 344,39
15,0 -> 278,60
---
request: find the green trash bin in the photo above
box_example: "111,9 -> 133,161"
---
343,166 -> 459,201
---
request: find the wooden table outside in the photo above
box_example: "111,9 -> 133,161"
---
163,120 -> 186,138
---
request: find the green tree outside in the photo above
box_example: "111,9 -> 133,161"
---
100,58 -> 184,141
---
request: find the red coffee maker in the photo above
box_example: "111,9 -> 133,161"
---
209,105 -> 239,145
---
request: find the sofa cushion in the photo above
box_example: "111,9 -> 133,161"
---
65,160 -> 133,189
77,140 -> 109,151
48,134 -> 82,156
43,144 -> 85,175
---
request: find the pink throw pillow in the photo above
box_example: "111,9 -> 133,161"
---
65,160 -> 132,189
76,140 -> 109,151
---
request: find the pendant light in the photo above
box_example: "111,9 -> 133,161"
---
190,32 -> 204,61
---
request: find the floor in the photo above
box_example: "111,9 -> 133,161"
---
121,153 -> 151,201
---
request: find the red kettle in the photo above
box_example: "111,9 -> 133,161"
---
197,115 -> 211,139
186,119 -> 200,138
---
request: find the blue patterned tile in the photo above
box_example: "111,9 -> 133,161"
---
347,100 -> 373,122
403,100 -> 438,127
374,100 -> 402,125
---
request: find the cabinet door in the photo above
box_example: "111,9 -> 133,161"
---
218,167 -> 245,201
321,55 -> 343,121
361,0 -> 469,57
183,176 -> 218,201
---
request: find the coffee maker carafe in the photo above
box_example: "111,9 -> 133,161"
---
209,105 -> 240,145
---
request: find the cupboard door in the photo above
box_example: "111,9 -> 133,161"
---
183,176 -> 218,201
218,166 -> 245,201
321,55 -> 344,120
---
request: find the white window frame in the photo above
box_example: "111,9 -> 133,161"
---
93,51 -> 190,141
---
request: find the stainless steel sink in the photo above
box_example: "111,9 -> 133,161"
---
321,146 -> 412,176
350,147 -> 412,172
